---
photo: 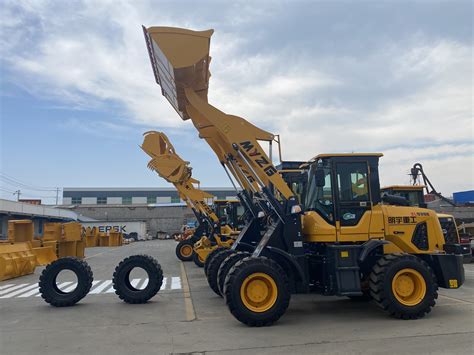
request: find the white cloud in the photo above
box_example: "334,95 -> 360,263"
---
1,0 -> 472,194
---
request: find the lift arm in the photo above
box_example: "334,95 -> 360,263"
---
141,131 -> 219,223
142,26 -> 297,218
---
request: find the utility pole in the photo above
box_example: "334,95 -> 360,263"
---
13,190 -> 21,201
55,187 -> 60,205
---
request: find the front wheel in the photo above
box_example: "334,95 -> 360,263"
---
369,253 -> 438,319
193,251 -> 206,267
176,240 -> 194,262
224,257 -> 290,327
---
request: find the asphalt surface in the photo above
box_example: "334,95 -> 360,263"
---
0,240 -> 473,354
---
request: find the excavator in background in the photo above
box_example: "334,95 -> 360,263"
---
143,26 -> 465,326
141,131 -> 242,266
410,163 -> 457,206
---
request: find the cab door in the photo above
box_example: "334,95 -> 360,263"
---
334,161 -> 372,242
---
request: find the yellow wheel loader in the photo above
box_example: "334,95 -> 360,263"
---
141,131 -> 243,266
381,185 -> 470,257
143,26 -> 465,326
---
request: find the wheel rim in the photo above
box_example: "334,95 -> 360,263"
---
240,272 -> 278,313
391,268 -> 426,306
180,244 -> 193,258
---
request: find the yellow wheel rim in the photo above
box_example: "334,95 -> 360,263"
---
180,244 -> 193,258
198,253 -> 206,263
392,268 -> 426,306
240,272 -> 278,313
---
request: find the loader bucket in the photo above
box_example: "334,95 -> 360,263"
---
143,26 -> 213,120
141,131 -> 192,184
31,245 -> 57,266
0,242 -> 37,281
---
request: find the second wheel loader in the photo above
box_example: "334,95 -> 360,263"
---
143,25 -> 465,326
141,131 -> 243,266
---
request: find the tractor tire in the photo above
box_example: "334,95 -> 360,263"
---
218,251 -> 250,296
176,240 -> 194,262
113,255 -> 163,304
39,257 -> 93,307
193,251 -> 205,267
369,253 -> 438,319
224,256 -> 290,327
206,248 -> 235,296
204,247 -> 227,277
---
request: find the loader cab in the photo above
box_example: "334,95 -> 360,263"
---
213,200 -> 245,230
304,153 -> 382,242
276,161 -> 307,204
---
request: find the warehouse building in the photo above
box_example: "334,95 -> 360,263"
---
62,187 -> 238,205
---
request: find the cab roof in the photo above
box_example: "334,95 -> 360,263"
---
314,153 -> 383,159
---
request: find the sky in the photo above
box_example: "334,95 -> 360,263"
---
0,0 -> 472,204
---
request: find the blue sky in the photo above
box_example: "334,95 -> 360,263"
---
0,0 -> 472,204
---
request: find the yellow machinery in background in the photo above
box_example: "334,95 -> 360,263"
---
141,131 -> 239,266
83,226 -> 123,247
143,26 -> 465,326
0,220 -> 56,281
43,222 -> 85,258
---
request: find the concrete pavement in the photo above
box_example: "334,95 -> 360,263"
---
1,240 -> 473,354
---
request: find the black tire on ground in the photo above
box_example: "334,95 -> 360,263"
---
175,239 -> 194,262
39,257 -> 93,307
113,254 -> 163,304
193,251 -> 205,267
218,251 -> 250,296
206,248 -> 235,296
224,256 -> 290,327
204,247 -> 227,277
369,253 -> 438,319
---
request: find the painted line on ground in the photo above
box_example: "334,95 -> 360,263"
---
0,276 -> 182,299
180,262 -> 196,321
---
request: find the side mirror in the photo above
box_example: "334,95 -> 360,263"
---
315,168 -> 326,187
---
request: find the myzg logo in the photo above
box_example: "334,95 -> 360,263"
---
239,141 -> 277,177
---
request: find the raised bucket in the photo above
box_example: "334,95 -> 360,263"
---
143,26 -> 213,120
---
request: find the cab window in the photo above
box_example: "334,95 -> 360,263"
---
305,166 -> 335,224
336,163 -> 369,201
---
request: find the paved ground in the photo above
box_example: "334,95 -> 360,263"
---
0,240 -> 473,354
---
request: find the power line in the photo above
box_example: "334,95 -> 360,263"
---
0,173 -> 58,191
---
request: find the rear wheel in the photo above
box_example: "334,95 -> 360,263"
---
206,248 -> 235,296
218,251 -> 250,296
224,257 -> 290,327
176,240 -> 194,262
204,247 -> 227,277
369,254 -> 437,319
113,255 -> 163,304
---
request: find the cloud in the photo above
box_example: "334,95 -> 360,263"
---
1,0 -> 472,195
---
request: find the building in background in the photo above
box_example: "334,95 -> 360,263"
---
453,190 -> 474,205
0,199 -> 81,240
62,187 -> 238,206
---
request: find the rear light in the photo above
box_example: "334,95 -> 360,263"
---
459,235 -> 470,244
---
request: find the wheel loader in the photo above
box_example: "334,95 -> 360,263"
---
142,26 -> 465,326
141,131 -> 242,266
381,185 -> 469,256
